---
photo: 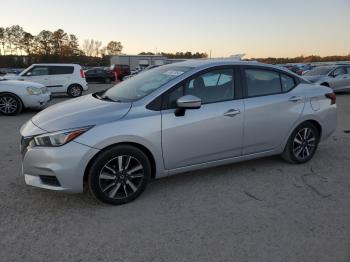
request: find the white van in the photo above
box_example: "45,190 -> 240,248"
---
5,64 -> 88,97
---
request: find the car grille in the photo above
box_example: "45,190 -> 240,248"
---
21,136 -> 33,156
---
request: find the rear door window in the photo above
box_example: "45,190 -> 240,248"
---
244,68 -> 297,97
245,69 -> 281,97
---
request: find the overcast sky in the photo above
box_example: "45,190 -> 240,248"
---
1,0 -> 349,58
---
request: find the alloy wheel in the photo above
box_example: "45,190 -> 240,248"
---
69,86 -> 82,97
0,96 -> 18,114
292,127 -> 316,160
98,155 -> 145,200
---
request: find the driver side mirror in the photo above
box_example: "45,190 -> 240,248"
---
175,95 -> 202,117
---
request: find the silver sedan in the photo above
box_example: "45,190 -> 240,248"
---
303,64 -> 350,92
20,60 -> 337,205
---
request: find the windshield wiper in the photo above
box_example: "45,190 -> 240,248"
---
95,93 -> 122,102
100,95 -> 116,102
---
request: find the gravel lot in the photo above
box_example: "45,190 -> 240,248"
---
0,84 -> 349,262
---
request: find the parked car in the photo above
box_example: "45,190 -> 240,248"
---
0,79 -> 51,115
0,68 -> 24,75
303,65 -> 350,92
110,64 -> 130,81
5,64 -> 88,97
20,60 -> 336,205
124,65 -> 161,80
85,68 -> 115,84
284,64 -> 314,75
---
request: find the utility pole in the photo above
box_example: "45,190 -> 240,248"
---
209,49 -> 212,59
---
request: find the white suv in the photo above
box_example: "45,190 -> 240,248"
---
5,64 -> 88,97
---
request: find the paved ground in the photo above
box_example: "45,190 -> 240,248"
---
0,84 -> 349,262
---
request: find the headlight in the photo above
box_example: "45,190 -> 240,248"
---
32,126 -> 93,147
27,86 -> 42,95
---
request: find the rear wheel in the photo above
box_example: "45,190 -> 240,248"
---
88,145 -> 151,205
104,77 -> 111,84
67,84 -> 83,97
0,93 -> 23,116
282,122 -> 320,164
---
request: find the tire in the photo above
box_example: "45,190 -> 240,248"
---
104,78 -> 111,84
67,84 -> 83,97
88,145 -> 151,205
282,122 -> 320,164
0,93 -> 23,116
320,82 -> 329,87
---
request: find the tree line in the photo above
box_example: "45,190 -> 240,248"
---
139,51 -> 208,59
0,25 -> 123,57
249,54 -> 350,64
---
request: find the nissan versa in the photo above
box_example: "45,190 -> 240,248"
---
20,60 -> 337,205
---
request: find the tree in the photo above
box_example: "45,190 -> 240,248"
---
94,40 -> 102,57
20,32 -> 34,55
5,26 -> 15,55
159,51 -> 208,59
100,46 -> 107,57
3,25 -> 25,55
34,30 -> 53,55
51,29 -> 68,55
139,52 -> 155,55
82,39 -> 95,56
0,27 -> 5,55
66,34 -> 82,56
106,41 -> 123,55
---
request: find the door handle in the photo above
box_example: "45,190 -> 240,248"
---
223,109 -> 240,117
288,96 -> 303,102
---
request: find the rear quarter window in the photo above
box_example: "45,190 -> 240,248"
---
49,66 -> 74,75
280,74 -> 296,92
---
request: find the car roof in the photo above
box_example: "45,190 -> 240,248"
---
173,59 -> 297,75
31,63 -> 81,67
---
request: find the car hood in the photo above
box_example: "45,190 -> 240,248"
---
302,75 -> 325,83
31,94 -> 132,132
3,74 -> 22,80
0,79 -> 44,88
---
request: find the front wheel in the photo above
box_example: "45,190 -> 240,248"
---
282,122 -> 320,164
0,93 -> 23,116
88,145 -> 151,205
67,84 -> 83,97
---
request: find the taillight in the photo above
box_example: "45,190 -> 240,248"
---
325,92 -> 336,105
80,69 -> 85,78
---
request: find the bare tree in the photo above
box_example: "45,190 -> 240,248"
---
100,46 -> 107,57
94,40 -> 102,57
82,39 -> 95,56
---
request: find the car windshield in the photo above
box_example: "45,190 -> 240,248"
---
304,67 -> 332,76
102,65 -> 192,102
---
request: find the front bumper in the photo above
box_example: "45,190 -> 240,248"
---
21,140 -> 99,193
21,92 -> 51,109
